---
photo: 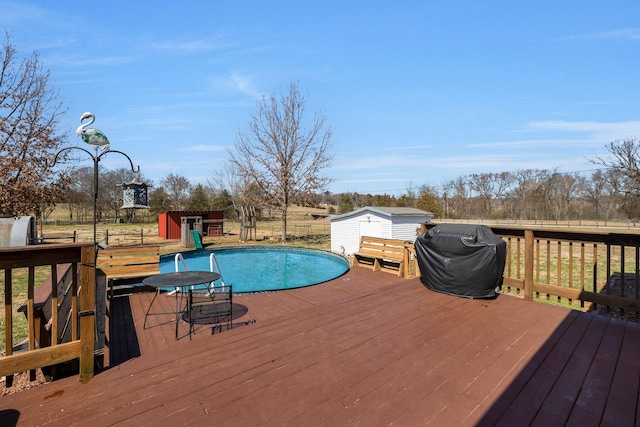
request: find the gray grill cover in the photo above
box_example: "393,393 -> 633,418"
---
415,224 -> 507,299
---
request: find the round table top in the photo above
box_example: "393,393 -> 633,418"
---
142,271 -> 221,288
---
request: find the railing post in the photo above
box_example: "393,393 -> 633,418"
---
524,230 -> 534,301
79,245 -> 96,382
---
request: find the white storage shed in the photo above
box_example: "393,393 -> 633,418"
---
330,206 -> 433,255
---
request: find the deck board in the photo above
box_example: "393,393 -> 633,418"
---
2,267 -> 640,426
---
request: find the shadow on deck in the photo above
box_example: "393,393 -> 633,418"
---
2,267 -> 640,426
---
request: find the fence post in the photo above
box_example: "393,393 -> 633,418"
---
524,230 -> 534,301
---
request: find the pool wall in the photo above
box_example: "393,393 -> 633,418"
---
160,246 -> 350,293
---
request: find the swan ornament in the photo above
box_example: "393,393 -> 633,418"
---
76,112 -> 110,153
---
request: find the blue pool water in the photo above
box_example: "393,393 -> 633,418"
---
159,246 -> 350,293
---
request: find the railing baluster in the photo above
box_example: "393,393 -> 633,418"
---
27,266 -> 36,381
636,246 -> 639,319
4,269 -> 13,387
535,239 -> 540,283
27,267 -> 35,352
569,242 -> 573,289
516,237 -> 522,279
620,244 -> 626,317
606,244 -> 612,313
72,261 -> 78,339
50,264 -> 58,346
506,237 -> 512,279
546,240 -> 551,287
593,244 -> 598,294
580,243 -> 585,308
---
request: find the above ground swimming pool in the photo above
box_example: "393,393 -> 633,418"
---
159,246 -> 350,293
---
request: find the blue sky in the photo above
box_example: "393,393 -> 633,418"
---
3,1 -> 640,195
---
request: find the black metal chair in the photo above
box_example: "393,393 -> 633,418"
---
186,285 -> 232,340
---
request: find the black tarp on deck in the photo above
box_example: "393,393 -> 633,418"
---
415,223 -> 507,299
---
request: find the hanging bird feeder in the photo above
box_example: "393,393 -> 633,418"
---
121,177 -> 150,209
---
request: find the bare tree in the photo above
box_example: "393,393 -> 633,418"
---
582,169 -> 614,225
161,173 -> 191,211
212,163 -> 255,218
546,171 -> 580,222
591,139 -> 640,218
228,82 -> 333,241
468,172 -> 513,218
0,33 -> 69,217
148,186 -> 171,216
65,166 -> 93,224
445,177 -> 471,218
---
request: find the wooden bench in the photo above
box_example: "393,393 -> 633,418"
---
97,245 -> 161,298
17,264 -> 75,352
352,236 -> 408,277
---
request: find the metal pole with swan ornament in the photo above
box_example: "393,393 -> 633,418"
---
49,112 -> 140,259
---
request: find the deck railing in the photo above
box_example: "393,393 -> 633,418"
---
0,242 -> 95,384
496,227 -> 640,315
4,228 -> 640,386
425,224 -> 640,317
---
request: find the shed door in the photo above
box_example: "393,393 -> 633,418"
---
359,219 -> 381,238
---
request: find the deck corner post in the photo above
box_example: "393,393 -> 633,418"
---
524,230 -> 534,301
79,245 -> 96,382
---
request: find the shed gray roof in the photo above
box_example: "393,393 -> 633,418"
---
330,206 -> 433,221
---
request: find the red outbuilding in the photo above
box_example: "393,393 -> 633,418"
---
158,211 -> 224,240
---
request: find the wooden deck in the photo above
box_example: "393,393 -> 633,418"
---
2,267 -> 640,426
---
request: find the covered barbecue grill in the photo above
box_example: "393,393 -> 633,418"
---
415,223 -> 507,299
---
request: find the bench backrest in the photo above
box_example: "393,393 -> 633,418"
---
17,263 -> 76,346
97,245 -> 161,278
358,236 -> 406,259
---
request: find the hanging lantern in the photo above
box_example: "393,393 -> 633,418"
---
121,178 -> 150,209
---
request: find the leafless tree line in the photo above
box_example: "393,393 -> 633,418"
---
438,168 -> 622,223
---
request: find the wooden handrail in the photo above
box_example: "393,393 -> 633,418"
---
425,223 -> 640,315
0,242 -> 95,384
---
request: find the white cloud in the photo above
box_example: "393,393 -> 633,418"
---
560,28 -> 640,42
146,35 -> 235,55
180,145 -> 228,153
210,72 -> 264,99
526,120 -> 640,143
469,138 -> 593,148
